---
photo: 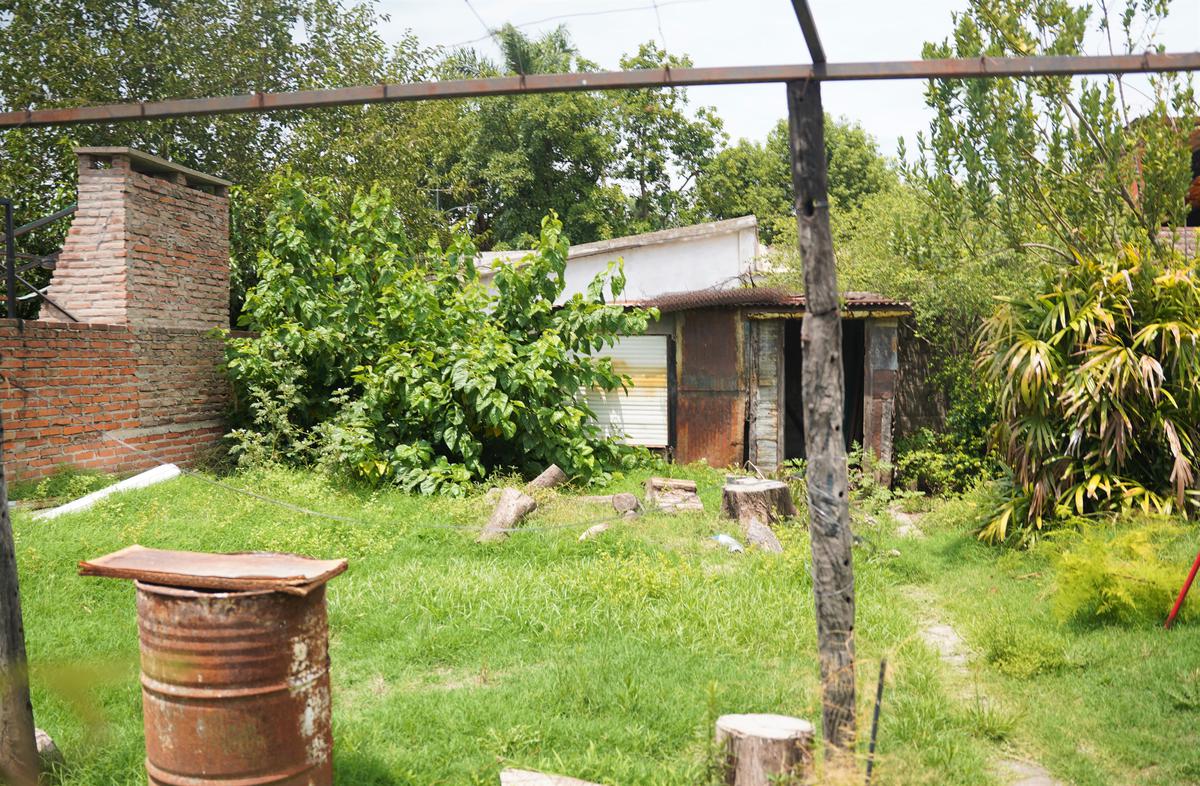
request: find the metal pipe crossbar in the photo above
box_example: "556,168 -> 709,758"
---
0,53 -> 1196,129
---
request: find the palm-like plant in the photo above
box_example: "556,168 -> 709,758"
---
977,247 -> 1200,544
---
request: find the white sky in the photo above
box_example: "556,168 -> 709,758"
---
376,0 -> 1199,158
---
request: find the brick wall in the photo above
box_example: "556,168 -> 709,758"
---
0,320 -> 230,480
2,147 -> 234,482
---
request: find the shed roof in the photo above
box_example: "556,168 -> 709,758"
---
616,286 -> 910,314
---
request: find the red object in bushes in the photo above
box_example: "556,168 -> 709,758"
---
1165,548 -> 1200,629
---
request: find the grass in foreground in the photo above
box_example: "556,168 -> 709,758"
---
877,495 -> 1200,786
17,464 -> 1004,785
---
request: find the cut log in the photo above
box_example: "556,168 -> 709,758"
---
500,768 -> 604,786
526,464 -> 568,491
721,479 -> 796,553
715,714 -> 814,786
645,477 -> 704,513
477,489 -> 537,543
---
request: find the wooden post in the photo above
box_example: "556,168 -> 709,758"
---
786,77 -> 857,753
1,407 -> 38,782
715,713 -> 814,786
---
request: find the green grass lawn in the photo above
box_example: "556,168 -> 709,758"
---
12,464 -> 1200,784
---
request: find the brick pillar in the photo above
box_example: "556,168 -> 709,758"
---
862,318 -> 898,486
40,147 -> 231,330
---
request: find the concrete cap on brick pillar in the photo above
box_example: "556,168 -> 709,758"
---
74,147 -> 231,196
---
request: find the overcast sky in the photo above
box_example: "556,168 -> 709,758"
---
375,0 -> 1198,159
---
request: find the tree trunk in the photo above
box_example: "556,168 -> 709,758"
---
721,479 -> 796,553
1,424 -> 37,783
526,464 -> 567,491
715,713 -> 814,786
477,489 -> 537,543
787,77 -> 857,754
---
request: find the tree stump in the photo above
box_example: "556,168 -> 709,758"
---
477,488 -> 537,543
500,768 -> 603,786
715,714 -> 814,786
526,464 -> 568,491
721,479 -> 796,552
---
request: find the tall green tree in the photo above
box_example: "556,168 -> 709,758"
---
692,116 -> 895,243
439,25 -> 627,248
612,43 -> 724,233
911,0 -> 1194,260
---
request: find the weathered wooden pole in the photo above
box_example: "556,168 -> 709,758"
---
786,77 -> 857,753
0,399 -> 38,782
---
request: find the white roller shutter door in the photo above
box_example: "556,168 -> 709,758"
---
585,335 -> 670,448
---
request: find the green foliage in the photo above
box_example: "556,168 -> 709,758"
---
1053,522 -> 1193,625
913,0 -> 1193,258
694,116 -> 895,244
224,177 -> 653,494
7,465 -> 114,502
896,428 -> 993,496
977,248 -> 1200,544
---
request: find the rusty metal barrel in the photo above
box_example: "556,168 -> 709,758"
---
135,581 -> 333,785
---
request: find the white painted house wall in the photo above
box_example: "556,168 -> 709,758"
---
478,216 -> 762,303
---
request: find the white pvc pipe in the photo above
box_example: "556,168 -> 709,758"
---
33,463 -> 181,521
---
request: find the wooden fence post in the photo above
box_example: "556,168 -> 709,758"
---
786,77 -> 857,754
1,406 -> 38,782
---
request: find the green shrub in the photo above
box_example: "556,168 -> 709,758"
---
895,428 -> 992,496
977,247 -> 1200,545
225,177 -> 654,494
1053,522 -> 1193,626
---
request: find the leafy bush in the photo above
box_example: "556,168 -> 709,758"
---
895,428 -> 992,496
1053,522 -> 1193,626
976,247 -> 1200,544
225,178 -> 654,494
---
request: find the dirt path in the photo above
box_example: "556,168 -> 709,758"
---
895,508 -> 1060,786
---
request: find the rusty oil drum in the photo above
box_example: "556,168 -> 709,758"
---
134,581 -> 333,785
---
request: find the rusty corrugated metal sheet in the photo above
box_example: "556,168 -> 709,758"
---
676,308 -> 744,468
136,582 -> 334,786
622,287 -> 910,314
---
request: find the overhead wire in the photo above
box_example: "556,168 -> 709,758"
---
447,0 -> 707,49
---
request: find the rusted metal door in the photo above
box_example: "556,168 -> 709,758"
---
675,308 -> 744,467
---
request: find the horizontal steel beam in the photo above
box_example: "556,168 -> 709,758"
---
0,53 -> 1197,129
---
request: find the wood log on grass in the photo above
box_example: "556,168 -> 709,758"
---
477,488 -> 537,543
526,464 -> 567,491
721,478 -> 796,553
715,714 -> 814,786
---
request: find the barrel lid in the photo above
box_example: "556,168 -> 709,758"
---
79,545 -> 347,595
